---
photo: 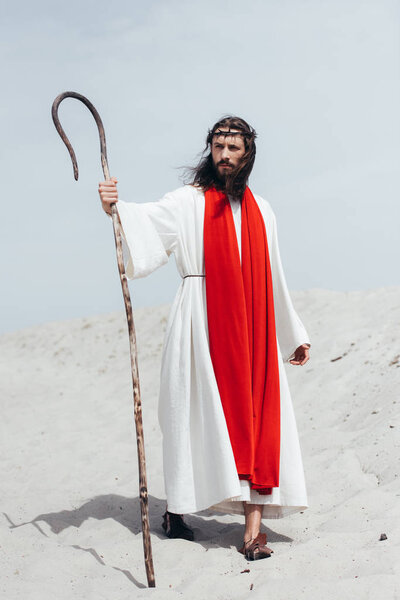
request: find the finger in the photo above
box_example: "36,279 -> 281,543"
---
99,190 -> 117,198
99,190 -> 118,197
99,180 -> 117,187
289,360 -> 301,365
99,184 -> 117,192
99,192 -> 118,198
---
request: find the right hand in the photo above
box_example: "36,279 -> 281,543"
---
98,176 -> 118,215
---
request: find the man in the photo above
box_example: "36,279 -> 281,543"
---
98,116 -> 310,561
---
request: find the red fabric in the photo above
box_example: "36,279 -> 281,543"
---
204,186 -> 280,494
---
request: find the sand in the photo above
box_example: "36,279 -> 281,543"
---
1,288 -> 399,599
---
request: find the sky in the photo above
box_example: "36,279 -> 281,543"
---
1,0 -> 399,334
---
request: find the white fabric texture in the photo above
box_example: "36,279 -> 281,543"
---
228,195 -> 242,261
116,185 -> 310,519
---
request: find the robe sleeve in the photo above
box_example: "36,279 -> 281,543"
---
115,191 -> 180,280
269,211 -> 311,362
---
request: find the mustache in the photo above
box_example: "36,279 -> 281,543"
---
217,160 -> 232,166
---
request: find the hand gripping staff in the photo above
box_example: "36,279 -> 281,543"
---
51,91 -> 156,588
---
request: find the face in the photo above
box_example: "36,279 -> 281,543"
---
211,129 -> 246,183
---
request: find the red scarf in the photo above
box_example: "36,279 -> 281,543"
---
204,186 -> 280,494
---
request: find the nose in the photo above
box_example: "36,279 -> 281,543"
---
221,146 -> 230,161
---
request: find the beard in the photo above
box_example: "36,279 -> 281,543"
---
209,156 -> 248,198
213,161 -> 234,187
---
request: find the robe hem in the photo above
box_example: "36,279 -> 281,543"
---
208,502 -> 309,520
166,490 -> 308,519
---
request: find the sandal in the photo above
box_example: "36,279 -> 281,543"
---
162,510 -> 194,541
238,533 -> 273,560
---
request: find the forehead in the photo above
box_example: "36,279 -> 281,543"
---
212,129 -> 244,146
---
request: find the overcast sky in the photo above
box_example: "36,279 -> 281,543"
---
1,0 -> 399,334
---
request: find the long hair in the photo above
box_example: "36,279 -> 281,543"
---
184,116 -> 257,198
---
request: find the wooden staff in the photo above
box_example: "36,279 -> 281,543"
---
51,91 -> 156,588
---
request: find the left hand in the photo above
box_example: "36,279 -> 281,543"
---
289,344 -> 310,366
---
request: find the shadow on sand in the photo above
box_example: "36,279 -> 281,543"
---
4,493 -> 293,588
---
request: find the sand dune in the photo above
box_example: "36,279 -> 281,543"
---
1,288 -> 399,599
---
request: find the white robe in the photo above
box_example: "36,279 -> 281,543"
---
116,185 -> 310,519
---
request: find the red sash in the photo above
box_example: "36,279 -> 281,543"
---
204,186 -> 280,494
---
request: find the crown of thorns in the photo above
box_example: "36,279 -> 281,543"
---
208,127 -> 256,139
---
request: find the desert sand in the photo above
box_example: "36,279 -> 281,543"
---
1,288 -> 399,599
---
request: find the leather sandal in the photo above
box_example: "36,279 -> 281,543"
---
238,533 -> 273,560
162,510 -> 194,541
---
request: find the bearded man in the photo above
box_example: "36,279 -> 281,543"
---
98,116 -> 310,561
